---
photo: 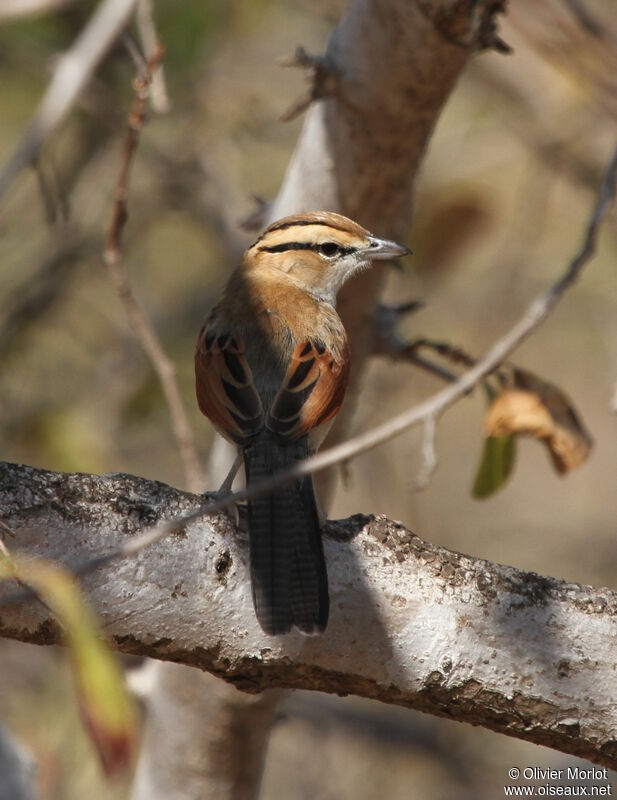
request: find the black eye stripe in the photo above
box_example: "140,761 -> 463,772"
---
259,242 -> 356,255
259,242 -> 313,253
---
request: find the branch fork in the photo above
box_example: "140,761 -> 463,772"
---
279,45 -> 340,122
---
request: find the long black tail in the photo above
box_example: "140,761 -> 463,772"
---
243,432 -> 329,635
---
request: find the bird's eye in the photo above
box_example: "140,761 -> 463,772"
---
318,242 -> 339,257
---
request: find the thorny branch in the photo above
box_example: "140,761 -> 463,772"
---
103,41 -> 204,493
373,305 -> 501,386
3,141 -> 616,603
279,46 -> 339,122
104,41 -> 164,262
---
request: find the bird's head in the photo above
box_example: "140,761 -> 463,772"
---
245,211 -> 410,304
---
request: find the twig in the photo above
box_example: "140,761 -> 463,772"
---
103,43 -> 204,494
2,139 -> 611,595
0,0 -> 139,203
136,0 -> 170,114
561,0 -> 606,39
410,338 -> 476,368
279,46 -> 339,122
33,156 -> 70,225
104,42 -> 164,262
409,414 -> 437,491
372,304 -> 472,384
0,0 -> 76,21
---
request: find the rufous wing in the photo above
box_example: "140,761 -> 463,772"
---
195,321 -> 263,444
266,339 -> 349,441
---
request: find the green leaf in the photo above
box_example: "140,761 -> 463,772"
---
0,554 -> 136,777
472,435 -> 516,499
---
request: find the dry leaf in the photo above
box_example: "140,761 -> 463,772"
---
484,370 -> 592,474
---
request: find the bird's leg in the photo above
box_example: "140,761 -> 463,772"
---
218,449 -> 243,494
209,450 -> 244,528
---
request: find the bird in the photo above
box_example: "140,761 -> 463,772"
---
195,211 -> 410,635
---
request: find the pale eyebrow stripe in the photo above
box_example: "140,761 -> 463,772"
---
266,219 -> 351,233
254,218 -> 361,246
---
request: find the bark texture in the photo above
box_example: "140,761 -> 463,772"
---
2,462 -> 617,770
131,663 -> 283,800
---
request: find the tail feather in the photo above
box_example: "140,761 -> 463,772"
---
244,433 -> 329,635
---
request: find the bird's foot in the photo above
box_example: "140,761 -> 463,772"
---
203,491 -> 248,532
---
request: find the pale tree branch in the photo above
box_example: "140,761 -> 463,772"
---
0,0 -> 139,201
0,0 -> 76,22
2,462 -> 617,770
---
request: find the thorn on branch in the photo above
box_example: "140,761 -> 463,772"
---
417,0 -> 510,54
490,34 -> 514,55
279,46 -> 339,122
372,303 -> 463,382
477,1 -> 512,54
409,414 -> 438,491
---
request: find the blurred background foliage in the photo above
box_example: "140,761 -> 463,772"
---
0,0 -> 616,797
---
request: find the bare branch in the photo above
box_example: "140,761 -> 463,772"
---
103,45 -> 204,494
409,414 -> 437,491
3,463 -> 617,770
0,0 -> 139,202
0,0 -> 75,22
279,46 -> 339,122
372,304 -> 464,383
104,42 -> 164,262
136,0 -> 170,114
33,157 -> 69,225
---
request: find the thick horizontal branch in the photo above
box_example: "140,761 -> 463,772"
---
2,462 -> 617,768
